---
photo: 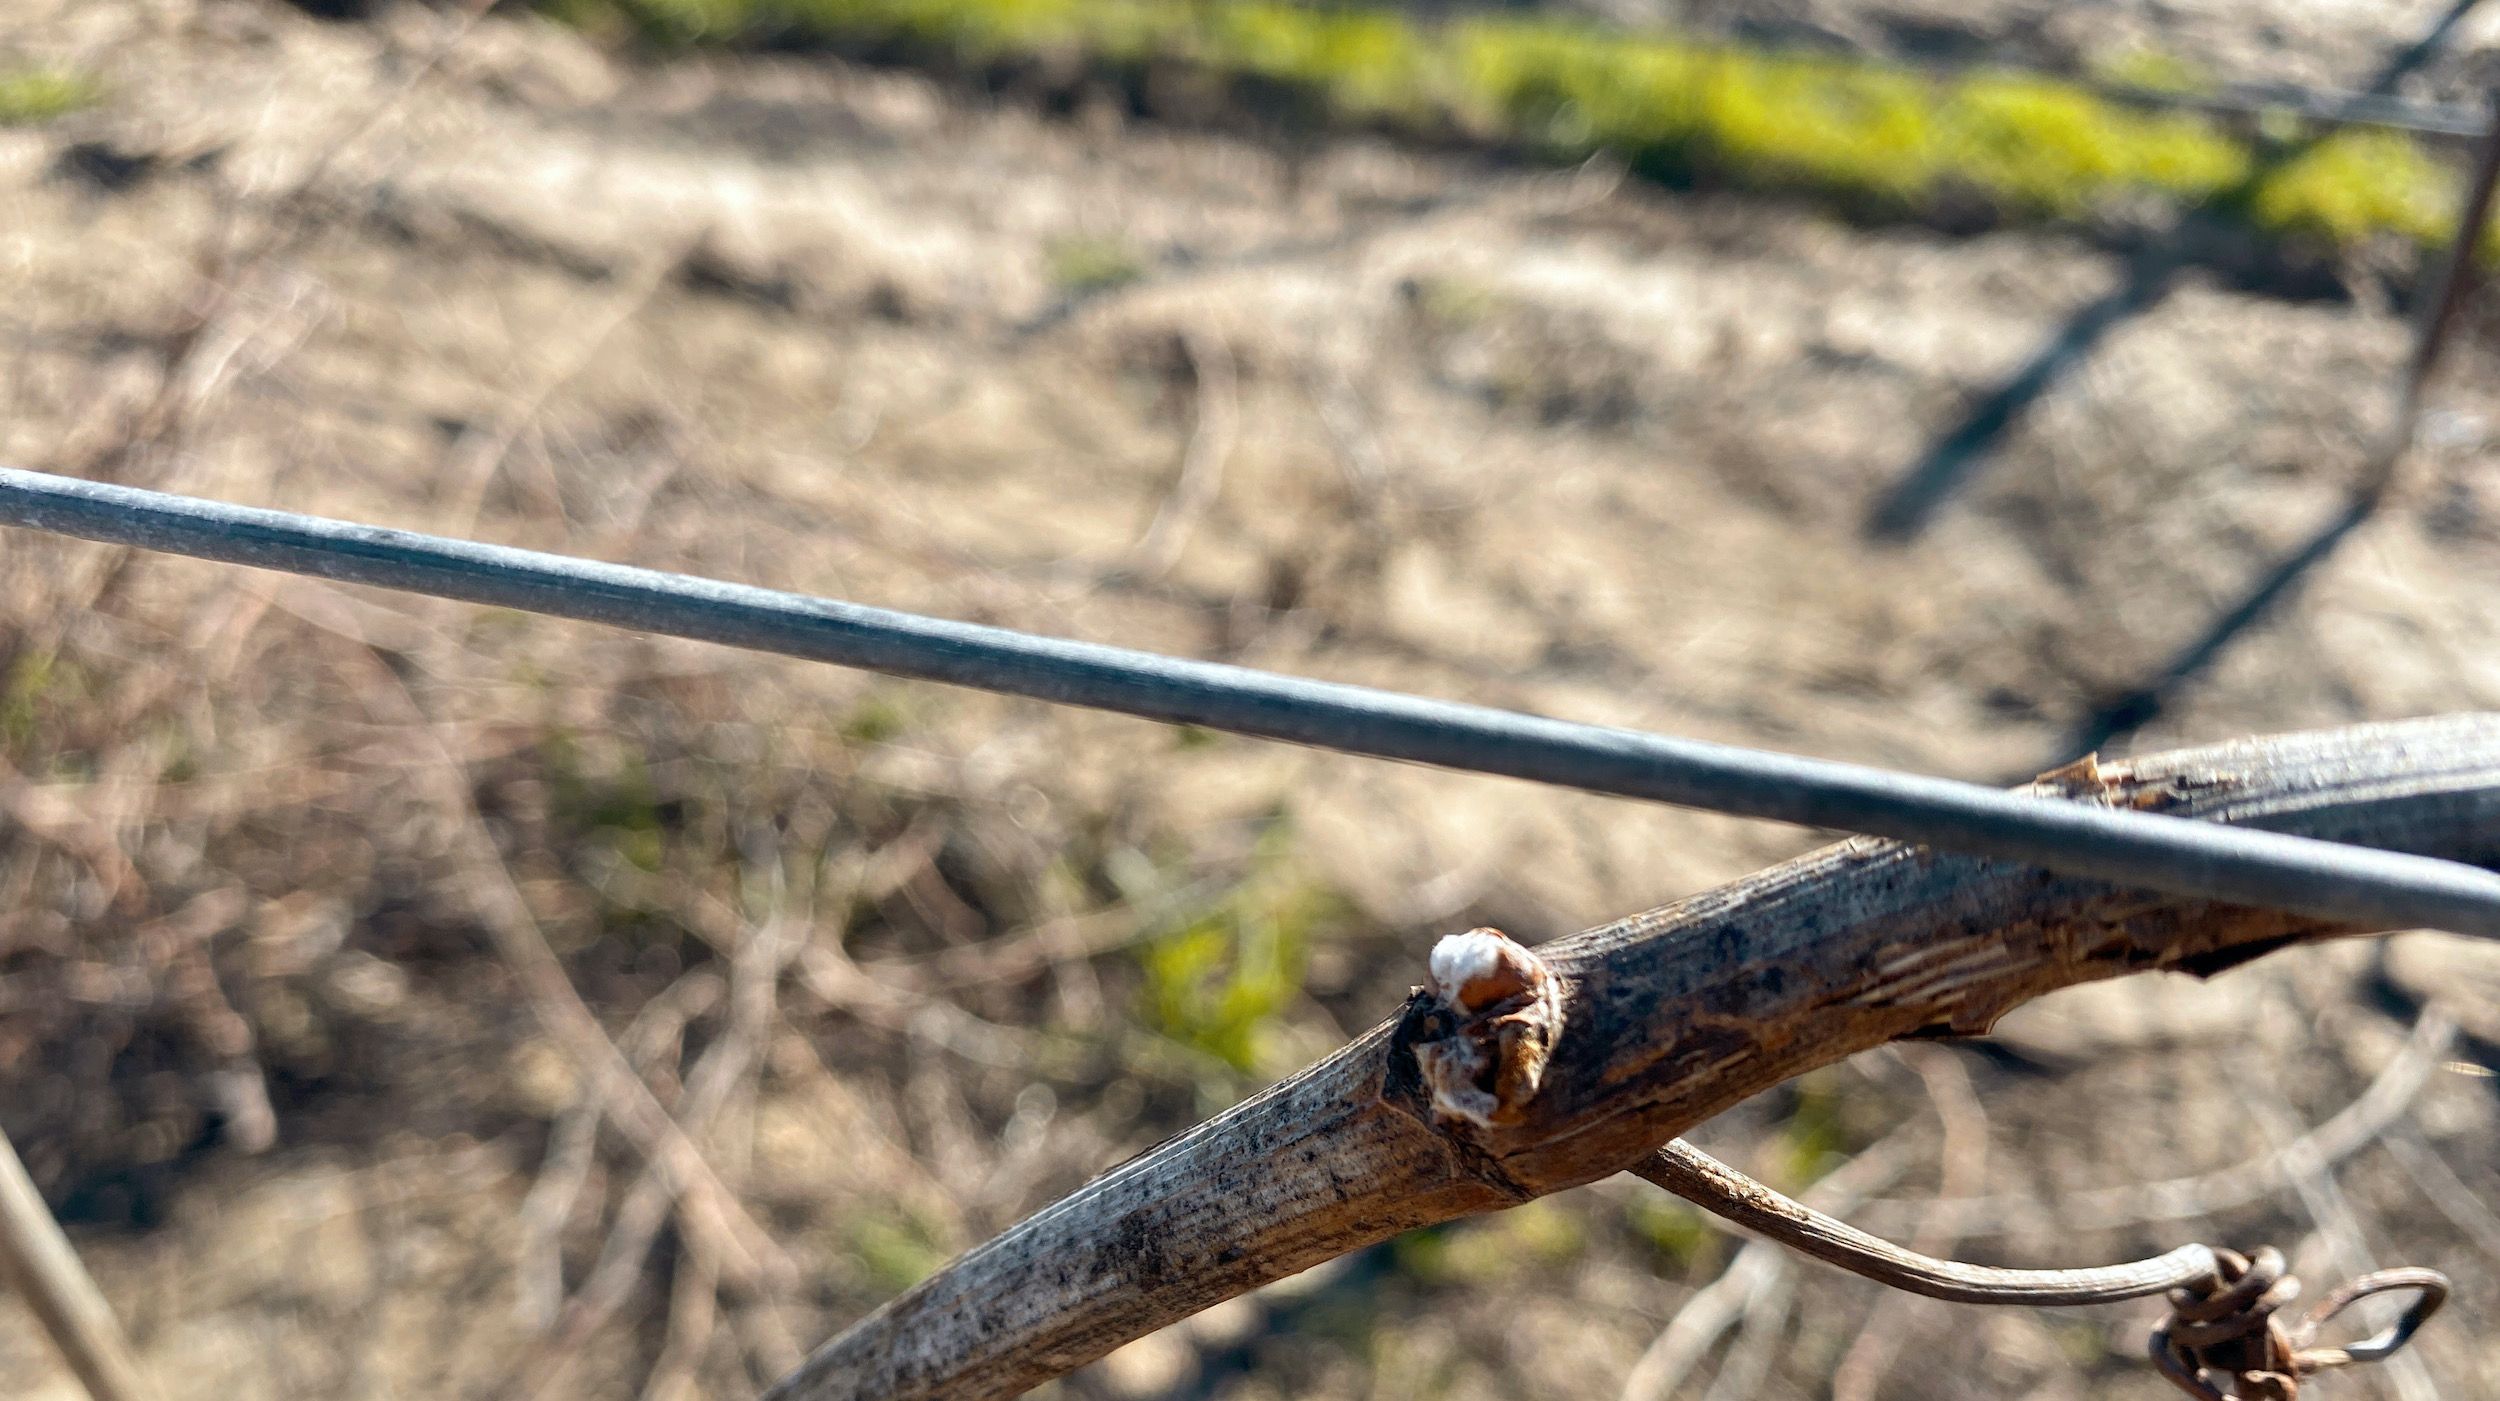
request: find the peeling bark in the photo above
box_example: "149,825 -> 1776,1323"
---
763,714 -> 2500,1401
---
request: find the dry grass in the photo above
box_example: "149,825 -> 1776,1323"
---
3,2 -> 2500,1399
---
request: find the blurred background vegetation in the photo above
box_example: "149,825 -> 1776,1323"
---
5,0 -> 2500,1398
550,0 -> 2462,250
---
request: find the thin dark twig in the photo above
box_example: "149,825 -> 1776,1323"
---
2064,86 -> 2500,757
1870,17 -> 2494,547
1619,1133 -> 1918,1401
1633,1140 -> 2218,1306
1827,1046 -> 1988,1401
1635,1133 -> 2451,1399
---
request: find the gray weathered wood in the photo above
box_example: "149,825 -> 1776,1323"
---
0,1125 -> 163,1401
762,714 -> 2500,1401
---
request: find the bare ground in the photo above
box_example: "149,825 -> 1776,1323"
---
6,3 -> 2500,1400
1549,0 -> 2500,103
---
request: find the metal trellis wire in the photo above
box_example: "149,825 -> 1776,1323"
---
4,465 -> 2499,938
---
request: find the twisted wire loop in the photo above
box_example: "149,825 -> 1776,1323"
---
1634,1142 -> 2450,1400
2151,1248 -> 2449,1401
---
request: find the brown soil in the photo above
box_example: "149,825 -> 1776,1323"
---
1538,0 -> 2500,104
5,3 -> 2500,1400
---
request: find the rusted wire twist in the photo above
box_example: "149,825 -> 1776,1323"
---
1388,925 -> 2470,1401
1634,1140 -> 2450,1401
2151,1247 -> 2448,1401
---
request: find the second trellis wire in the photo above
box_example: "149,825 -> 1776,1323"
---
3,465 -> 2500,939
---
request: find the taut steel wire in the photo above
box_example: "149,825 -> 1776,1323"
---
5,464 -> 2500,938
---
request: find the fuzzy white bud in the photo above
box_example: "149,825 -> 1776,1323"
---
1427,927 -> 1538,1013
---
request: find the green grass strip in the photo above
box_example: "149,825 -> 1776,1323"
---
0,67 -> 96,126
558,0 -> 2467,253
